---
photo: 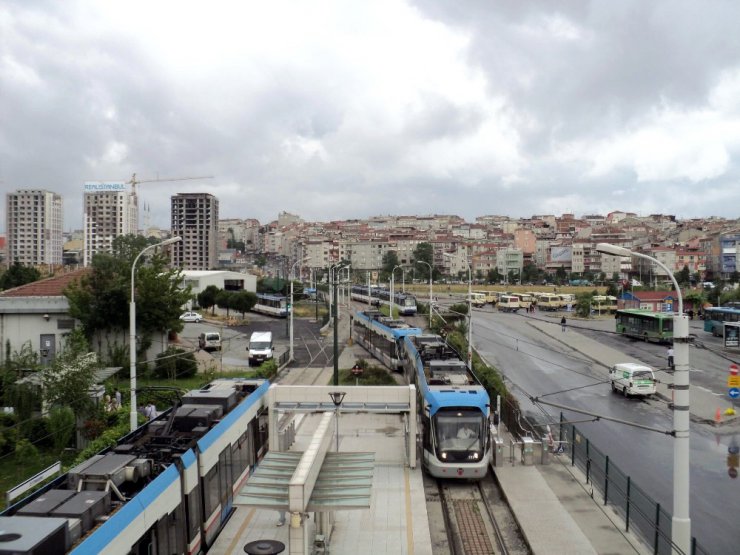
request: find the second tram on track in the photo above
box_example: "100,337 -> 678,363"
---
352,310 -> 422,371
350,285 -> 418,316
352,308 -> 491,479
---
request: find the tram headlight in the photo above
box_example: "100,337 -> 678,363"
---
440,452 -> 447,460
468,452 -> 480,460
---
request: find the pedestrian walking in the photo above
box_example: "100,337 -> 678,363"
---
561,315 -> 567,332
667,347 -> 675,369
276,511 -> 286,526
144,402 -> 157,421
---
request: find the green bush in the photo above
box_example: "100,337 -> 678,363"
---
14,438 -> 40,468
153,347 -> 198,380
24,417 -> 51,449
254,359 -> 278,379
48,407 -> 76,453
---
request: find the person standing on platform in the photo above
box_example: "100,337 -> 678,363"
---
667,346 -> 675,369
561,315 -> 567,332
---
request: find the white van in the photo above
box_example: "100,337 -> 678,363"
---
199,332 -> 221,352
609,363 -> 656,397
248,332 -> 274,366
497,295 -> 520,313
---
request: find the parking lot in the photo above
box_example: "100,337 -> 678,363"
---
177,311 -> 329,370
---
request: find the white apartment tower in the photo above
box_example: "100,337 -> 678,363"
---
170,193 -> 219,270
83,183 -> 138,266
6,189 -> 63,266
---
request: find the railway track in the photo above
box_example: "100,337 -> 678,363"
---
433,473 -> 529,555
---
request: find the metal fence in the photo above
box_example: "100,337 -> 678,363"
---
568,424 -> 708,555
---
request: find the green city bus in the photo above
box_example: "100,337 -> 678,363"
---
615,309 -> 674,343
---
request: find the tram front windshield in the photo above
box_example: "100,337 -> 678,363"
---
434,411 -> 484,452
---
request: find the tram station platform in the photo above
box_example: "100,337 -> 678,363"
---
208,410 -> 433,555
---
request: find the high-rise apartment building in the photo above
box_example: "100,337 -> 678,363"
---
6,189 -> 63,267
170,193 -> 219,270
83,182 -> 138,266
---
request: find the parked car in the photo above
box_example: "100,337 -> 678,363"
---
179,311 -> 203,323
199,331 -> 221,351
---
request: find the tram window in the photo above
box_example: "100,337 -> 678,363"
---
157,515 -> 170,554
186,491 -> 201,541
218,448 -> 230,503
205,466 -> 220,516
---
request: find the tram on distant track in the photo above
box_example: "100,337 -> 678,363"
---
1,379 -> 270,554
350,285 -> 417,316
252,293 -> 289,318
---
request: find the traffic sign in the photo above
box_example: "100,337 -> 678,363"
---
730,363 -> 739,375
729,388 -> 740,399
351,364 -> 364,376
728,376 -> 740,388
729,445 -> 740,455
730,468 -> 738,479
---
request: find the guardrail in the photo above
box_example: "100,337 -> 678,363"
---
567,423 -> 707,555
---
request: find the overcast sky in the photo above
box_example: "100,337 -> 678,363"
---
2,0 -> 740,232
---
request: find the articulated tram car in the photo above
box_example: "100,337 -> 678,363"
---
401,335 -> 492,479
352,285 -> 418,316
353,310 -> 422,371
0,379 -> 269,555
351,285 -> 382,306
252,293 -> 289,318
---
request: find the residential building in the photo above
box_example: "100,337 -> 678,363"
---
720,231 -> 740,278
83,182 -> 138,266
6,189 -> 63,267
171,193 -> 219,270
496,248 -> 524,281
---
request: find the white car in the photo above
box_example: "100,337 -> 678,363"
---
179,311 -> 203,323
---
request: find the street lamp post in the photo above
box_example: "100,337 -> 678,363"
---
289,257 -> 311,362
390,265 -> 402,319
443,253 -> 472,365
418,260 -> 434,329
596,243 -> 690,553
328,391 -> 346,451
130,236 -> 182,432
330,262 -> 347,386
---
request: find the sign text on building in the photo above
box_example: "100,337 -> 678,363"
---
84,182 -> 127,192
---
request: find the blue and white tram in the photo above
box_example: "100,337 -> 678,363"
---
252,293 -> 289,318
1,379 -> 269,555
402,335 -> 491,479
353,310 -> 422,371
350,285 -> 381,306
350,285 -> 417,316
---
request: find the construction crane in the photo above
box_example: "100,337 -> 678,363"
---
126,173 -> 214,195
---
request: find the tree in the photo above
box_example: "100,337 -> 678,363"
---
575,292 -> 593,317
43,329 -> 98,419
0,260 -> 41,290
65,235 -> 191,352
487,268 -> 502,284
381,251 -> 400,282
555,266 -> 567,284
521,263 -> 539,284
198,285 -> 220,315
676,265 -> 691,286
412,243 -> 435,280
605,282 -> 619,296
216,290 -> 236,317
232,290 -> 257,316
